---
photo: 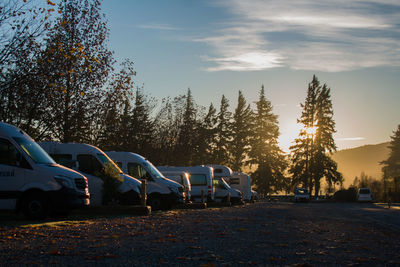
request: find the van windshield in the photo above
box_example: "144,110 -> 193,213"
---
13,137 -> 55,164
220,178 -> 231,189
143,161 -> 164,180
97,153 -> 123,174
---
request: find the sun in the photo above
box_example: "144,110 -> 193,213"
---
278,119 -> 304,153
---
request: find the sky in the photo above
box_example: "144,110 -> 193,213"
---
101,0 -> 400,152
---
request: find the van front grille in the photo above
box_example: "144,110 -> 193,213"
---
74,178 -> 87,190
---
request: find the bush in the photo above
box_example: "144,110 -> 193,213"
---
333,187 -> 357,202
98,162 -> 124,205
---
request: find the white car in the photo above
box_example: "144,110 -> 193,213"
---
294,188 -> 310,202
357,188 -> 372,202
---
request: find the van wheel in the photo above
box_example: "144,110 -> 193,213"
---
148,196 -> 162,210
22,193 -> 48,219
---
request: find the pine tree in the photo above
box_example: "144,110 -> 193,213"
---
175,88 -> 198,165
290,75 -> 341,197
214,95 -> 232,165
230,91 -> 253,171
381,124 -> 400,201
129,86 -> 155,156
197,103 -> 218,164
249,85 -> 287,195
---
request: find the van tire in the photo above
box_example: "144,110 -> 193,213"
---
21,192 -> 48,219
148,195 -> 162,210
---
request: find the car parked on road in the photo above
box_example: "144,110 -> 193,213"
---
294,188 -> 310,202
157,166 -> 215,203
39,142 -> 142,206
106,151 -> 185,210
357,187 -> 373,202
0,122 -> 90,219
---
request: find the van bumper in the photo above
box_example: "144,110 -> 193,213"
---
49,188 -> 90,210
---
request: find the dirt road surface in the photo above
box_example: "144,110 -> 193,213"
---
1,201 -> 399,266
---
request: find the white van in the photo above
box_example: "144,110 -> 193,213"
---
38,142 -> 141,206
208,165 -> 242,204
157,166 -> 215,203
0,122 -> 90,218
213,177 -> 243,204
229,172 -> 252,202
208,165 -> 233,178
106,151 -> 185,210
357,187 -> 372,202
159,170 -> 191,203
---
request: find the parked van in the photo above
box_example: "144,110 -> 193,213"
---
38,142 -> 141,206
229,172 -> 252,202
207,165 -> 243,204
213,177 -> 243,204
157,166 -> 215,203
208,165 -> 233,179
0,122 -> 90,218
357,187 -> 372,202
159,170 -> 191,203
106,151 -> 185,210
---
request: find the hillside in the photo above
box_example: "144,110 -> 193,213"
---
331,142 -> 390,187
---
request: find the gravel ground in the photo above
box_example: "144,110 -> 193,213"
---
1,201 -> 400,266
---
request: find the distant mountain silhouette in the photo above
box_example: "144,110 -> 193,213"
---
331,142 -> 390,187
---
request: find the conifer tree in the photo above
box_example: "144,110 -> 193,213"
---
381,124 -> 400,201
249,85 -> 287,195
214,95 -> 232,165
230,91 -> 253,171
175,88 -> 198,165
290,75 -> 341,197
197,103 -> 218,164
129,86 -> 155,156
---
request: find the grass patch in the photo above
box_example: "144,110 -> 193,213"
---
20,220 -> 94,229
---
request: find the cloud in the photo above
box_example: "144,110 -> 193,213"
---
336,137 -> 366,141
199,0 -> 400,72
138,23 -> 179,31
203,51 -> 283,71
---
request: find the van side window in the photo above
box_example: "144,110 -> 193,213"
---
127,163 -> 148,179
0,138 -> 19,166
0,138 -> 31,169
77,154 -> 103,175
189,174 -> 207,186
51,154 -> 74,168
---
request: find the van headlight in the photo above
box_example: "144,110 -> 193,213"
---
54,175 -> 74,189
